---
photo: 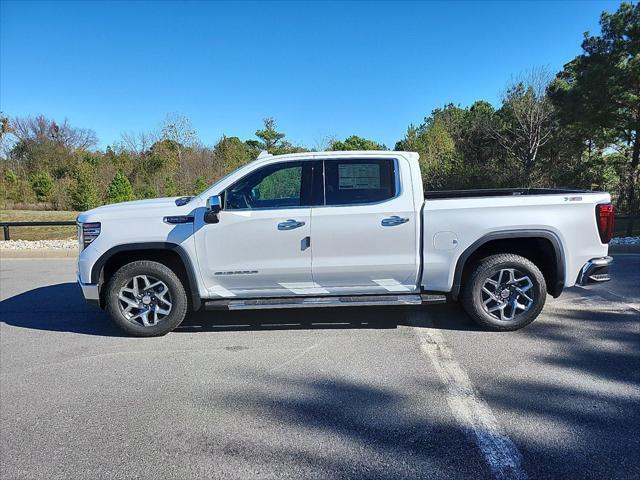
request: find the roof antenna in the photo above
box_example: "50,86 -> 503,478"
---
257,150 -> 272,160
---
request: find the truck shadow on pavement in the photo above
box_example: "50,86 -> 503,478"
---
0,282 -> 483,336
0,282 -> 125,336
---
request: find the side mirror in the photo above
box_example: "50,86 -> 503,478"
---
205,195 -> 222,223
207,195 -> 222,213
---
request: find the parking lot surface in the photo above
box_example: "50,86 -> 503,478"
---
1,255 -> 638,479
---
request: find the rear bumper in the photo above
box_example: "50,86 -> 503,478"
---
77,273 -> 100,306
577,256 -> 613,286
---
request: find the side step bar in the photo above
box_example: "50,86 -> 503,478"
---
204,293 -> 446,311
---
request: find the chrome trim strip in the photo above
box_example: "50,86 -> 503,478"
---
205,294 -> 423,310
577,256 -> 613,286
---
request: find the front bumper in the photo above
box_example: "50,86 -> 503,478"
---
577,256 -> 613,286
77,273 -> 100,305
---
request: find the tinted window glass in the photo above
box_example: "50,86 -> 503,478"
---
324,159 -> 396,205
225,162 -> 305,210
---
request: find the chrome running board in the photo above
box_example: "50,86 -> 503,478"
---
204,293 -> 445,311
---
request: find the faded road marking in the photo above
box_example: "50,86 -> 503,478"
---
414,326 -> 527,480
269,341 -> 324,372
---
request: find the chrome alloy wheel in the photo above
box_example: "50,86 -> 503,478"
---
117,275 -> 172,327
480,268 -> 534,322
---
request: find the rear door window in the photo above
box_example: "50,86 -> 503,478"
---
324,159 -> 396,206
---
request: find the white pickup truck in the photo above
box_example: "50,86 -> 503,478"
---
77,150 -> 614,336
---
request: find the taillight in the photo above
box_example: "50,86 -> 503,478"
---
596,203 -> 614,244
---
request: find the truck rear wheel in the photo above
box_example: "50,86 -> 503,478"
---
461,254 -> 546,331
105,260 -> 188,337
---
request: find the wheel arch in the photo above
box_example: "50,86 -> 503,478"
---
92,242 -> 201,311
451,230 -> 565,300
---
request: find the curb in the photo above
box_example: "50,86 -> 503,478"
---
0,249 -> 78,259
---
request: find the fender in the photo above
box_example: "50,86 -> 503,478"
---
450,229 -> 566,300
91,242 -> 202,310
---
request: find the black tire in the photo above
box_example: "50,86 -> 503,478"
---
105,260 -> 188,337
461,253 -> 547,331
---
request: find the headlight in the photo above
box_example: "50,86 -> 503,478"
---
79,222 -> 101,250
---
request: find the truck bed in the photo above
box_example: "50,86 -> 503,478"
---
424,188 -> 595,200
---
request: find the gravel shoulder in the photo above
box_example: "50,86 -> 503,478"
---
0,240 -> 78,258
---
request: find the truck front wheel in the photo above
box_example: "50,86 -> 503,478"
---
461,254 -> 547,331
105,260 -> 188,337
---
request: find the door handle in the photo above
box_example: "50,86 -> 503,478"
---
381,216 -> 409,227
278,219 -> 306,230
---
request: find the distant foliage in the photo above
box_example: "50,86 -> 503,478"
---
192,175 -> 208,195
330,135 -> 386,151
106,172 -> 134,204
134,184 -> 157,200
30,171 -> 54,202
163,176 -> 177,197
69,163 -> 99,211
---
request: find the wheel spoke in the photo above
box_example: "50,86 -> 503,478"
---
118,294 -> 139,309
485,278 -> 499,287
488,303 -> 504,313
501,302 -> 515,321
130,309 -> 151,327
482,286 -> 499,301
515,288 -> 533,304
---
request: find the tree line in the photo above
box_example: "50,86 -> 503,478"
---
0,2 -> 637,229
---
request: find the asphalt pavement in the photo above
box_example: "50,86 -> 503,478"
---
0,255 -> 638,479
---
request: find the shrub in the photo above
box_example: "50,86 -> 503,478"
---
106,172 -> 134,204
30,171 -> 54,202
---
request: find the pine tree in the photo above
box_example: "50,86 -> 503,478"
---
106,172 -> 134,204
69,164 -> 99,211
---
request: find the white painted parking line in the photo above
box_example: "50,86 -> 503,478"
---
414,325 -> 527,480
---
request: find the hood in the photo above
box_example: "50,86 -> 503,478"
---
77,196 -> 193,222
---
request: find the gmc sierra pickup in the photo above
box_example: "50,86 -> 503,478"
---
77,150 -> 614,336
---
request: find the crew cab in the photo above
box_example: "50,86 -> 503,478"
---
76,150 -> 614,336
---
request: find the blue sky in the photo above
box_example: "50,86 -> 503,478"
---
0,0 -> 620,150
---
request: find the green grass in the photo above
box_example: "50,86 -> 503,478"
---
0,210 -> 78,241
